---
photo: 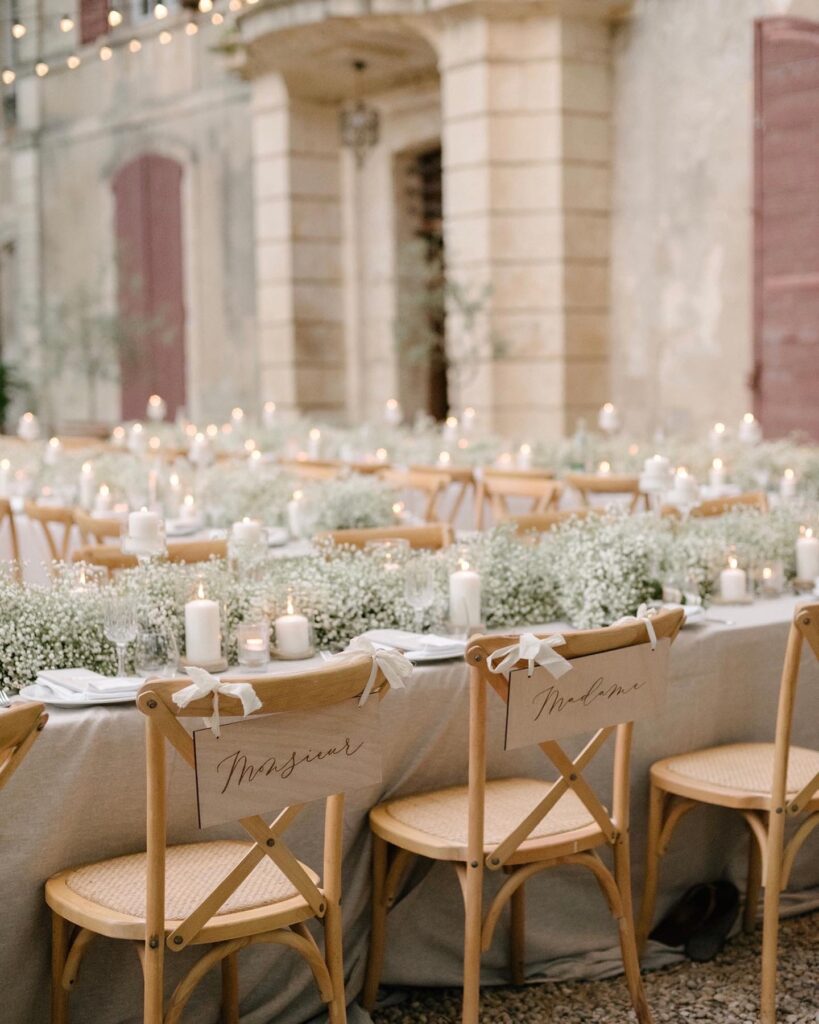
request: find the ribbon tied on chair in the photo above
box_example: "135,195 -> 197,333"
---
172,666 -> 263,738
487,633 -> 572,679
333,637 -> 413,706
611,603 -> 658,650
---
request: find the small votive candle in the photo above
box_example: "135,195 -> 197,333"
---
307,428 -> 321,459
597,402 -> 620,434
17,412 -> 39,441
274,596 -> 312,659
384,398 -> 402,426
738,412 -> 762,445
779,468 -> 797,500
709,421 -> 726,451
287,490 -> 303,538
262,400 -> 277,428
516,443 -> 532,470
94,484 -> 113,514
111,425 -> 126,448
237,621 -> 270,668
709,457 -> 726,490
146,394 -> 166,421
44,436 -> 62,466
180,494 -> 197,522
720,557 -> 747,602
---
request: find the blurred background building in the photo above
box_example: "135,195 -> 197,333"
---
1,0 -> 818,439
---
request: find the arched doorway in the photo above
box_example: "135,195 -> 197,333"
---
112,153 -> 187,420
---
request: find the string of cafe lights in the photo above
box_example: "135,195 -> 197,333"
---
0,0 -> 255,84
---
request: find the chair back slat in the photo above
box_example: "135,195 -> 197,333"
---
74,510 -> 123,544
774,603 -> 819,817
689,491 -> 768,517
24,501 -> 76,564
0,702 -> 47,791
564,472 -> 646,513
479,469 -> 561,524
380,468 -> 452,523
510,509 -> 594,534
279,459 -> 343,481
317,523 -> 452,550
73,539 -> 228,574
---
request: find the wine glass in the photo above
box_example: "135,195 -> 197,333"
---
103,593 -> 138,678
134,624 -> 179,678
404,560 -> 436,633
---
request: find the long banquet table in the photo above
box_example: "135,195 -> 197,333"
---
2,596 -> 819,1024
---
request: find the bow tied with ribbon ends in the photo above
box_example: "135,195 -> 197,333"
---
172,666 -> 263,738
487,633 -> 572,680
332,637 -> 413,706
612,603 -> 658,650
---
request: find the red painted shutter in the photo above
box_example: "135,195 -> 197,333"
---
79,0 -> 110,45
754,18 -> 819,439
113,155 -> 187,420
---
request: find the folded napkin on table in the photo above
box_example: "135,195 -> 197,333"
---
19,669 -> 143,704
359,629 -> 466,660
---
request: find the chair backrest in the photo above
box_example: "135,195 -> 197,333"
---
480,468 -> 562,524
23,501 -> 76,564
72,539 -> 228,574
564,472 -> 646,513
136,656 -> 390,951
317,522 -> 453,550
689,491 -> 768,518
0,497 -> 21,578
380,467 -> 452,523
279,459 -> 343,481
510,509 -> 594,534
74,509 -> 124,544
464,607 -> 684,870
0,702 -> 47,792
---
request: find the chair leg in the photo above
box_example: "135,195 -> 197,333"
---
323,898 -> 347,1024
362,834 -> 389,1012
221,952 -> 239,1024
760,811 -> 786,1024
461,859 -> 483,1024
143,936 -> 164,1024
51,912 -> 70,1024
613,836 -> 654,1024
637,783 -> 665,953
744,830 -> 762,934
509,880 -> 525,985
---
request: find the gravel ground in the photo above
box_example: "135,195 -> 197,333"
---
371,911 -> 819,1023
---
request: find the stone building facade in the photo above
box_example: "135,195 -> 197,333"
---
1,0 -> 818,439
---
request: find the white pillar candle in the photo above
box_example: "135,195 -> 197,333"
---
262,401 -> 277,428
166,472 -> 182,517
384,398 -> 402,426
128,422 -> 147,455
442,416 -> 459,444
146,394 -> 166,421
17,412 -> 39,441
188,432 -> 211,467
449,562 -> 482,628
461,407 -> 477,435
94,484 -> 112,514
147,468 -> 159,509
796,528 -> 819,581
287,491 -> 304,538
180,494 -> 197,522
779,468 -> 797,500
111,425 -> 126,448
709,421 -> 727,452
128,508 -> 161,544
79,462 -> 96,509
516,443 -> 532,470
231,406 -> 245,427
307,428 -> 321,459
720,558 -> 747,602
43,436 -> 62,466
672,467 -> 699,504
0,458 -> 10,498
185,585 -> 222,664
738,412 -> 762,445
597,402 -> 620,434
275,598 -> 311,657
232,517 -> 263,546
709,457 -> 726,490
248,449 -> 262,472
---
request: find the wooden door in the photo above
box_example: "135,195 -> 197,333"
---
754,18 -> 819,439
113,154 -> 186,421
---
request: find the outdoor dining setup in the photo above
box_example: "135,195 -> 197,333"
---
0,396 -> 817,1024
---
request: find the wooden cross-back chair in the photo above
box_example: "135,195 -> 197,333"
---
690,491 -> 769,518
509,508 -> 594,535
317,523 -> 453,551
279,459 -> 343,481
474,468 -> 561,529
363,607 -> 684,1024
74,509 -> 124,545
24,501 -> 77,567
73,539 -> 229,575
0,701 -> 47,792
638,602 -> 819,1023
564,472 -> 648,513
46,656 -> 392,1024
380,467 -> 453,524
0,497 -> 21,579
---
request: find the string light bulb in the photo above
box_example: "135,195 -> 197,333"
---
159,29 -> 172,43
107,8 -> 123,26
198,0 -> 213,10
211,11 -> 223,23
1,68 -> 15,85
11,21 -> 27,39
59,13 -> 74,32
228,0 -> 241,9
128,38 -> 142,53
184,20 -> 198,34
34,59 -> 49,77
67,54 -> 81,69
154,1 -> 168,18
99,45 -> 113,60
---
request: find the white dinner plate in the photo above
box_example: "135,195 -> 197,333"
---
405,648 -> 466,664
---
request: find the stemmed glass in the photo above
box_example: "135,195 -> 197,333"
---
404,560 -> 436,633
103,593 -> 138,678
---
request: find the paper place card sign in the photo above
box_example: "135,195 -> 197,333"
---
193,697 -> 382,828
504,639 -> 671,751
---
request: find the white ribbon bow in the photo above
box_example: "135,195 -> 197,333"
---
612,603 -> 658,650
487,633 -> 572,679
172,666 -> 262,738
333,637 -> 413,706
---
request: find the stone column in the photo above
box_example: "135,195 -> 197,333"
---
251,74 -> 346,416
433,3 -> 613,438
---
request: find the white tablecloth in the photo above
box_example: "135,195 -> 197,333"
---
1,597 -> 818,1023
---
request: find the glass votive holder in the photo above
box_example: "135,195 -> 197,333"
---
756,560 -> 784,597
236,620 -> 270,669
364,537 -> 410,572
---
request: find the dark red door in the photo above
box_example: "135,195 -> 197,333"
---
113,154 -> 186,421
754,18 -> 819,439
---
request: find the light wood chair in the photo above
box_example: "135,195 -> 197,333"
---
690,491 -> 769,518
0,701 -> 47,792
24,501 -> 77,567
72,539 -> 228,573
363,607 -> 685,1024
380,467 -> 453,524
46,656 -> 392,1024
317,523 -> 453,550
0,497 -> 21,579
509,509 -> 594,534
279,459 -> 343,481
564,473 -> 648,513
474,468 -> 561,529
74,509 -> 124,545
638,603 -> 819,1023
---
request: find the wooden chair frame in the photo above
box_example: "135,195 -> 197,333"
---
638,603 -> 819,1024
72,540 -> 228,574
363,608 -> 684,1024
0,701 -> 47,791
690,491 -> 769,518
509,508 -> 595,534
74,509 -> 124,545
0,497 -> 21,580
474,469 -> 560,529
380,467 -> 454,524
24,501 -> 77,567
564,473 -> 647,514
46,657 -> 390,1024
278,459 -> 344,481
317,523 -> 453,551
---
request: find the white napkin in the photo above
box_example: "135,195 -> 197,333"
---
38,669 -> 141,695
359,629 -> 466,660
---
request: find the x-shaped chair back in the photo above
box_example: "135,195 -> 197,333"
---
279,459 -> 344,481
564,473 -> 647,513
24,500 -> 76,567
0,701 -> 47,792
479,469 -> 562,526
381,467 -> 453,523
690,491 -> 769,518
74,509 -> 123,545
466,607 -> 684,873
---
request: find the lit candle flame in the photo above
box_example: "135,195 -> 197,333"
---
197,582 -> 205,600
712,457 -> 723,470
729,556 -> 738,569
784,467 -> 794,480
